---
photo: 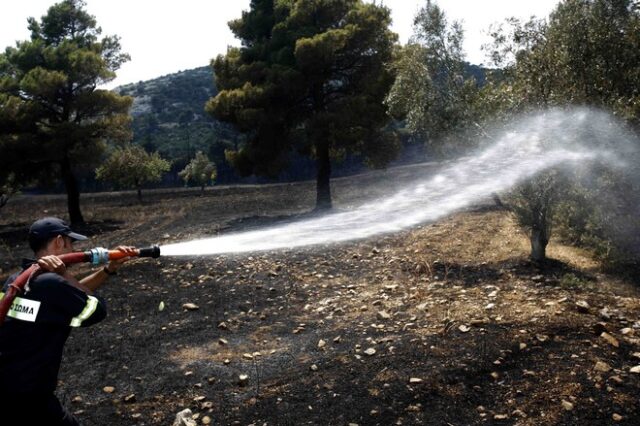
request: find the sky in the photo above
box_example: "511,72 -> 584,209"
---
0,1 -> 561,88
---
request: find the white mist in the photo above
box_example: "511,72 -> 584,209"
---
160,108 -> 632,257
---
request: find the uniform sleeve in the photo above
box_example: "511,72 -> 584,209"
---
30,273 -> 107,327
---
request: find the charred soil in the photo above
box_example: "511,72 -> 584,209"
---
1,165 -> 639,425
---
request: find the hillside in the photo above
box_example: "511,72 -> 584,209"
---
115,67 -> 240,183
113,62 -> 488,185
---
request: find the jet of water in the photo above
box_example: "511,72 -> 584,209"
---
160,108 -> 633,257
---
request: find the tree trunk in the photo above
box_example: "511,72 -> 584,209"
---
61,156 -> 84,225
491,192 -> 504,208
200,184 -> 205,196
137,187 -> 143,203
530,226 -> 549,262
315,142 -> 332,211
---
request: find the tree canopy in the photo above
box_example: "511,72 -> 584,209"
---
386,1 -> 481,155
484,0 -> 640,262
0,0 -> 131,223
95,145 -> 170,202
207,0 -> 399,210
488,0 -> 640,118
179,151 -> 217,194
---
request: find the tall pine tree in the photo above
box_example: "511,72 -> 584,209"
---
208,0 -> 399,210
0,0 -> 131,224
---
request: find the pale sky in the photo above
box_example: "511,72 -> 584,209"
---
0,1 -> 561,88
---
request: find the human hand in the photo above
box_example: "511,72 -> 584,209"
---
37,255 -> 67,276
105,246 -> 138,273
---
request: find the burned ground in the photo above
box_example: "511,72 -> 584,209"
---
1,164 -> 639,425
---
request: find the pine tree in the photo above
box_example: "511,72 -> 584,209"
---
208,0 -> 399,210
0,0 -> 131,223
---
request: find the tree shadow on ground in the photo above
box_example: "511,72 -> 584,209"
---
405,256 -> 599,289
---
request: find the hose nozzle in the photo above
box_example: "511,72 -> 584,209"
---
137,245 -> 161,258
87,245 -> 161,264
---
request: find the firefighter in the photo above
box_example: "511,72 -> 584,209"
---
0,217 -> 137,425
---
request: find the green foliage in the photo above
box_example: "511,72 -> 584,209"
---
553,168 -> 640,267
0,0 -> 132,223
95,145 -> 170,201
484,0 -> 640,263
179,151 -> 217,192
558,273 -> 592,289
487,0 -> 640,119
385,1 -> 482,155
208,0 -> 399,209
116,67 -> 239,166
509,171 -> 566,261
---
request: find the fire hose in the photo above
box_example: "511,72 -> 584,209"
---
0,245 -> 161,326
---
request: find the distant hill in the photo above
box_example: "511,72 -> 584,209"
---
115,66 -> 240,184
115,63 -> 489,185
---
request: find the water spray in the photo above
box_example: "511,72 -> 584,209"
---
0,245 -> 160,325
162,108 -> 632,257
1,108 -> 636,322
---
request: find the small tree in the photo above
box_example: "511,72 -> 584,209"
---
510,172 -> 562,262
96,145 -> 170,202
179,151 -> 217,195
484,0 -> 640,262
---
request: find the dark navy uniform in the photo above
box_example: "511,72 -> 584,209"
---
0,260 -> 107,425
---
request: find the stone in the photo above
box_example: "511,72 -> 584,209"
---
575,301 -> 590,313
103,386 -> 115,393
364,348 -> 377,356
600,332 -> 619,348
409,378 -> 423,384
172,409 -> 197,426
202,416 -> 212,425
318,339 -> 327,349
629,366 -> 640,374
458,325 -> 471,333
182,303 -> 199,311
599,307 -> 612,320
512,409 -> 526,418
377,311 -> 391,320
612,413 -> 623,421
561,400 -> 574,411
238,374 -> 249,386
594,361 -> 612,373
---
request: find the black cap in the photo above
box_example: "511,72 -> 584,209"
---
28,217 -> 88,246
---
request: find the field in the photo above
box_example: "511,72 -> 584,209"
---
1,164 -> 639,426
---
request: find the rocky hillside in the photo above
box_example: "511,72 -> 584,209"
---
115,67 -> 239,183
